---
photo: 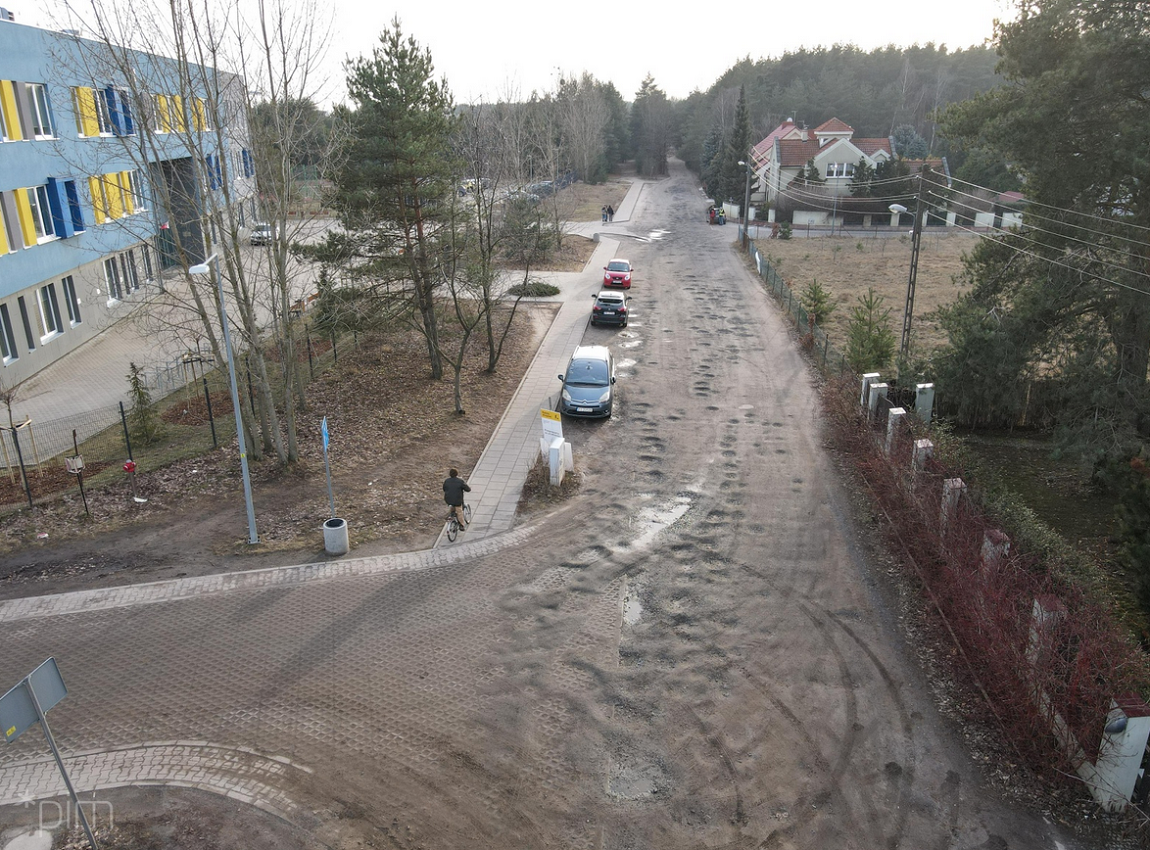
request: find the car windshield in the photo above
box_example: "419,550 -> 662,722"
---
607,261 -> 629,272
567,359 -> 610,386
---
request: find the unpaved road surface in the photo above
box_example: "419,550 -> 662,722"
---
0,161 -> 1092,849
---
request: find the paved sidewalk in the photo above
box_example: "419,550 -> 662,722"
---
440,180 -> 645,543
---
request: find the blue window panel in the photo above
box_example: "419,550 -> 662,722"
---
46,177 -> 72,238
104,87 -> 122,135
205,155 -> 220,189
120,92 -> 133,135
65,180 -> 85,232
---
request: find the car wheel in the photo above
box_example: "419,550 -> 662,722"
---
621,321 -> 627,328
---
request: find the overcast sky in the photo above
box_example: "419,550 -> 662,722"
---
23,0 -> 1016,106
320,0 -> 1017,106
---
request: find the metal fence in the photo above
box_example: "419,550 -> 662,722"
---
746,239 -> 852,376
0,326 -> 351,512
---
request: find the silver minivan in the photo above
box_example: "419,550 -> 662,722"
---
558,345 -> 616,418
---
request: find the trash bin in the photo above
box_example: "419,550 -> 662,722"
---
323,517 -> 349,555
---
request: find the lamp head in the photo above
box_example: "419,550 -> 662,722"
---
889,204 -> 907,214
189,263 -> 210,275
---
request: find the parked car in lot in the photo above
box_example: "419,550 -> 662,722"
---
590,290 -> 630,327
558,345 -> 616,418
525,181 -> 554,197
603,258 -> 633,288
250,222 -> 277,246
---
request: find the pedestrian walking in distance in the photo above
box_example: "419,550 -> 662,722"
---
607,205 -> 615,221
602,206 -> 608,222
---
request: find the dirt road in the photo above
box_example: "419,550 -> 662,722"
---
0,161 -> 1097,849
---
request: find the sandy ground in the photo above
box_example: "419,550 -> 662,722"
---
0,166 -> 1132,850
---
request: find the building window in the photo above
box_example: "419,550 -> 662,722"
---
106,87 -> 134,136
61,275 -> 81,325
38,283 -> 62,340
104,257 -> 123,301
142,244 -> 155,281
25,83 -> 55,139
121,250 -> 140,293
825,162 -> 855,179
0,304 -> 17,362
26,186 -> 56,242
16,296 -> 35,351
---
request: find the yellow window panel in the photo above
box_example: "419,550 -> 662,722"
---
172,95 -> 186,132
0,81 -> 22,140
14,190 -> 35,247
75,87 -> 99,136
0,205 -> 9,254
155,94 -> 170,133
88,176 -> 107,224
192,98 -> 206,131
120,172 -> 134,214
106,174 -> 124,219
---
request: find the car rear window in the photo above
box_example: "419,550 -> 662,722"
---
567,359 -> 610,385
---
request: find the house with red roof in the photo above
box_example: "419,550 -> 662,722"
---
748,118 -> 947,227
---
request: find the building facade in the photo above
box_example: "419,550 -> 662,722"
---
0,11 -> 257,387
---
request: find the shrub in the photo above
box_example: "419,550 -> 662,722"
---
799,278 -> 836,326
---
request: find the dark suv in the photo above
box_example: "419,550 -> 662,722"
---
558,345 -> 616,418
590,290 -> 630,327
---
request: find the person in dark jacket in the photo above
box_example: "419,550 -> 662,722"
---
443,468 -> 471,529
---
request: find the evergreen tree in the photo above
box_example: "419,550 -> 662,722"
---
940,0 -> 1150,464
631,76 -> 673,177
719,85 -> 752,204
331,20 -> 460,380
891,124 -> 929,159
845,288 -> 897,372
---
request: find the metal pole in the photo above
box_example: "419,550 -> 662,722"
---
211,255 -> 259,544
10,428 -> 32,510
203,377 -> 217,448
741,160 -> 753,249
28,685 -> 99,850
900,173 -> 927,365
73,430 -> 89,518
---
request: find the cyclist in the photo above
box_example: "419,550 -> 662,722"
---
443,468 -> 471,530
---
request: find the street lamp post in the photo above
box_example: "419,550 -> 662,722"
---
737,159 -> 754,249
189,253 -> 258,544
889,185 -> 924,368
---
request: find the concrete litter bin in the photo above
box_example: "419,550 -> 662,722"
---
323,517 -> 349,555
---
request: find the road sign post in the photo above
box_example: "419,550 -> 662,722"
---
0,659 -> 99,850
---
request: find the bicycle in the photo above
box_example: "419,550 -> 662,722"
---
445,503 -> 472,542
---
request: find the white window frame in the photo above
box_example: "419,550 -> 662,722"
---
825,162 -> 855,179
0,304 -> 16,362
26,83 -> 54,139
61,275 -> 81,325
27,186 -> 56,243
121,250 -> 140,294
123,170 -> 146,212
104,257 -> 123,303
37,282 -> 62,341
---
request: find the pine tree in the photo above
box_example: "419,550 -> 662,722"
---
845,288 -> 896,372
332,20 -> 460,380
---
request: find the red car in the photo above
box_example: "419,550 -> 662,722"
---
603,258 -> 633,289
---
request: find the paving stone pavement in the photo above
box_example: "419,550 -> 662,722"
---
438,181 -> 645,544
0,181 -> 647,825
0,517 -> 623,833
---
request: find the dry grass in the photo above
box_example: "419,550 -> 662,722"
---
754,231 -> 979,353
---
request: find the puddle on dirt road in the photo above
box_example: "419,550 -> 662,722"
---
622,583 -> 643,625
627,494 -> 692,551
621,340 -> 643,349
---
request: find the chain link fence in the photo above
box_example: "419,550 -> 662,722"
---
0,325 -> 350,512
747,239 -> 851,375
